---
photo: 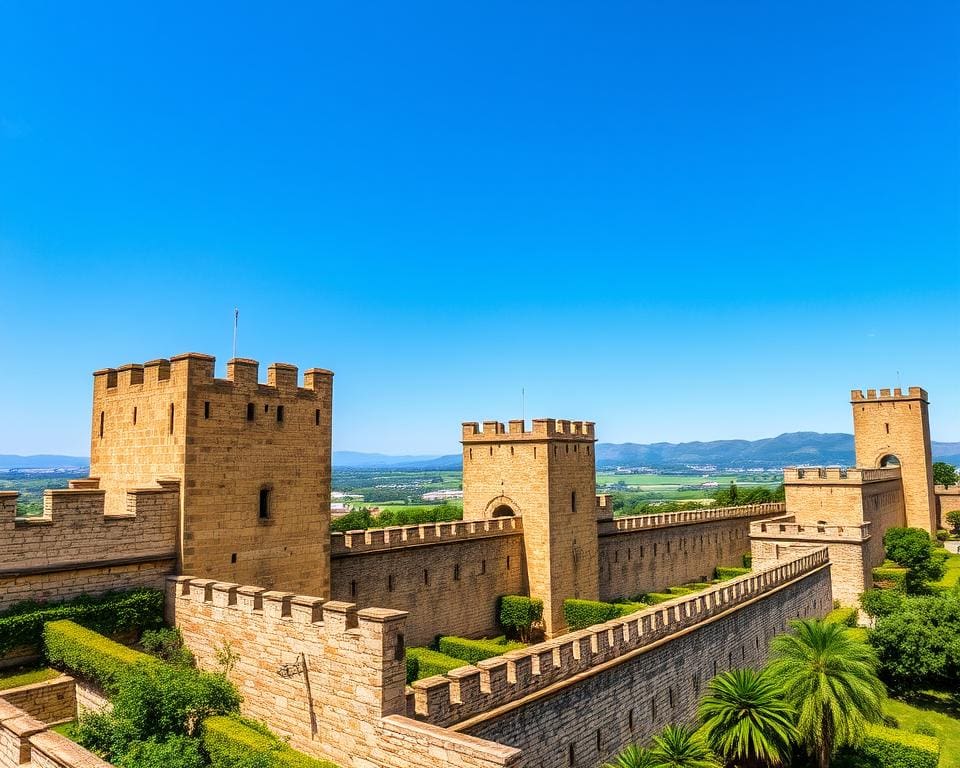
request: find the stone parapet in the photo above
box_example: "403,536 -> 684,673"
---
410,548 -> 829,728
783,467 -> 901,483
598,502 -> 784,535
0,698 -> 112,768
851,386 -> 927,403
462,419 -> 595,441
750,514 -> 871,542
331,518 -> 523,557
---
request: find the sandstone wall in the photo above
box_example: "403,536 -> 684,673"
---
330,519 -> 525,646
0,698 -> 112,768
597,504 -> 781,600
0,677 -> 75,725
458,554 -> 831,768
936,485 -> 960,530
0,482 -> 178,610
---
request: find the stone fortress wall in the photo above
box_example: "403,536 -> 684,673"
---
168,548 -> 830,768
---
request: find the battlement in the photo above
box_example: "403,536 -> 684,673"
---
409,548 -> 829,728
750,513 -> 871,541
331,518 -> 522,557
93,353 -> 333,397
783,467 -> 901,483
597,502 -> 785,536
850,386 -> 928,403
461,419 -> 596,441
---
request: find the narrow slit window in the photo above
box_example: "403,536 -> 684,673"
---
453,564 -> 460,581
388,575 -> 395,592
506,556 -> 511,570
230,553 -> 237,564
350,580 -> 357,598
259,488 -> 271,519
247,402 -> 255,421
595,730 -> 601,753
204,401 -> 210,419
885,422 -> 890,434
169,403 -> 175,434
276,405 -> 284,423
315,408 -> 320,426
568,744 -> 575,766
481,559 -> 486,575
264,403 -> 269,413
628,709 -> 634,731
99,411 -> 104,438
132,406 -> 137,425
423,569 -> 430,586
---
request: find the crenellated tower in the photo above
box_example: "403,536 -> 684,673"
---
851,387 -> 935,532
90,353 -> 334,595
461,418 -> 599,636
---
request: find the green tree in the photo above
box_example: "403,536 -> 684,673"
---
883,527 -> 946,592
604,744 -> 660,768
698,668 -> 797,767
946,509 -> 960,536
649,724 -> 719,768
858,588 -> 904,619
933,462 -> 958,488
768,619 -> 885,768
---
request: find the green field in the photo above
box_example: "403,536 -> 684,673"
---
885,691 -> 960,768
596,472 -> 782,488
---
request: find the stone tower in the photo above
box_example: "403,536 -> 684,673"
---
90,353 -> 334,595
461,419 -> 599,636
851,387 -> 935,533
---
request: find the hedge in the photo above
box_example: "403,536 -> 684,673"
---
437,636 -> 524,666
742,553 -> 752,568
834,724 -> 939,768
825,606 -> 859,627
0,589 -> 164,655
644,593 -> 676,605
498,596 -> 543,640
405,647 -> 464,683
43,619 -> 157,693
203,715 -> 339,768
563,599 -> 622,631
715,566 -> 751,580
873,566 -> 907,590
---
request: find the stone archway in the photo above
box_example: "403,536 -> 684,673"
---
483,494 -> 521,519
879,454 -> 901,468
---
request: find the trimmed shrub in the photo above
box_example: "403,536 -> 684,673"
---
44,620 -> 157,693
714,566 -> 750,580
833,724 -> 939,768
873,566 -> 907,590
742,553 -> 752,568
437,637 -> 524,665
140,627 -> 195,667
563,599 -> 622,631
405,647 -> 463,683
824,606 -> 859,627
118,735 -> 206,768
0,589 -> 164,655
666,586 -> 694,596
612,601 -> 648,615
498,596 -> 543,642
644,593 -> 676,605
203,715 -> 339,768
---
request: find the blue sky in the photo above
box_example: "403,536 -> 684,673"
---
1,2 -> 957,456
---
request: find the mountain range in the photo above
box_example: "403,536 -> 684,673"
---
3,433 -> 959,472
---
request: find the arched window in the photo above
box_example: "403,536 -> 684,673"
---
879,454 -> 900,468
491,504 -> 515,518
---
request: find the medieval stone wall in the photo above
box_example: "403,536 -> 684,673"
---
936,485 -> 960,530
597,504 -> 781,600
0,698 -> 112,768
330,519 -> 526,645
0,676 -> 75,726
0,481 -> 178,610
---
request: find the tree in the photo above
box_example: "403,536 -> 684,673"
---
698,668 -> 797,767
933,462 -> 958,488
604,744 -> 660,768
883,527 -> 946,592
868,592 -> 960,693
858,588 -> 904,619
649,724 -> 719,768
767,619 -> 885,768
946,509 -> 960,536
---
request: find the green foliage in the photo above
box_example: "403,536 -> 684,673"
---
437,636 -> 524,665
563,599 -> 625,631
868,591 -> 960,694
947,510 -> 960,536
0,588 -> 164,655
140,627 -> 195,667
330,503 -> 462,532
649,724 -> 719,768
644,593 -> 676,605
603,744 -> 659,768
44,620 -> 158,693
833,724 -> 940,768
872,566 -> 907,591
824,606 -> 859,627
712,482 -> 784,508
936,529 -> 949,542
405,647 -> 464,683
768,619 -> 886,768
498,595 -> 543,642
202,715 -> 339,768
698,668 -> 797,767
117,736 -> 206,768
742,553 -> 752,569
933,462 -> 958,488
714,566 -> 750,581
884,527 -> 947,592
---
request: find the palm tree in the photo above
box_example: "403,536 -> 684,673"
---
698,668 -> 797,767
650,724 -> 719,768
604,744 -> 659,768
768,618 -> 886,768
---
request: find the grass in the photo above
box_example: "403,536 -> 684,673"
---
595,473 -> 780,488
934,551 -> 960,590
884,690 -> 960,768
51,721 -> 77,739
0,666 -> 60,691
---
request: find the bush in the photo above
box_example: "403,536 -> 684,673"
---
715,566 -> 750,580
872,567 -> 907,591
140,628 -> 195,667
833,724 -> 939,768
563,599 -> 623,631
644,593 -> 676,605
883,527 -> 947,592
913,722 -> 937,737
437,636 -> 524,665
498,596 -> 543,642
825,606 -> 859,627
202,715 -> 338,768
0,589 -> 164,655
118,735 -> 206,768
742,553 -> 752,568
946,510 -> 960,535
44,620 -> 157,693
405,647 -> 464,683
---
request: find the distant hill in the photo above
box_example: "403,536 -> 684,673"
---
332,451 -> 462,470
0,455 -> 90,470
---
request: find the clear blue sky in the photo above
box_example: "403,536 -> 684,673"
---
1,2 -> 957,456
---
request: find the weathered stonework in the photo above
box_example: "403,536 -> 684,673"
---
935,484 -> 960,530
